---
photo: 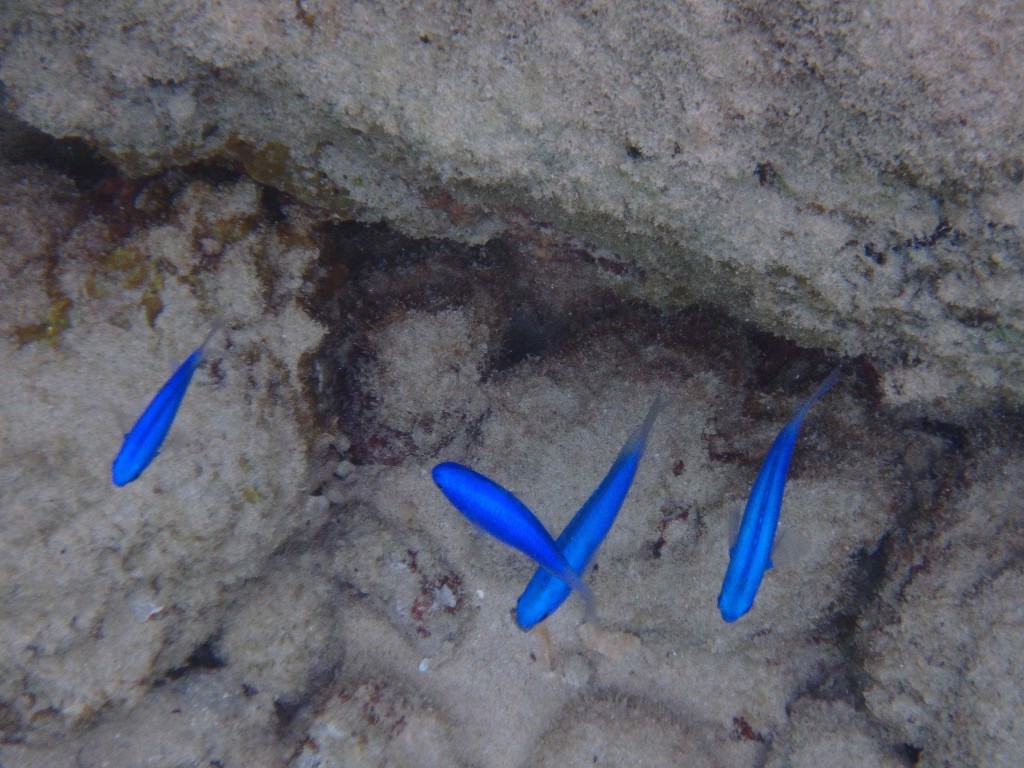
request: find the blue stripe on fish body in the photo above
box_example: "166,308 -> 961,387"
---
717,367 -> 841,622
516,393 -> 662,630
431,462 -> 594,610
111,332 -> 214,486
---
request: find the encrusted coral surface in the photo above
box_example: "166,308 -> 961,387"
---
862,443 -> 1024,766
1,2 -> 1022,764
1,1 -> 1022,417
2,162 -> 1018,766
0,168 -> 325,759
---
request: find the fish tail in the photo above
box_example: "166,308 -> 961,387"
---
197,326 -> 221,359
641,388 -> 665,437
550,564 -> 596,623
576,579 -> 597,625
619,389 -> 665,460
794,365 -> 843,422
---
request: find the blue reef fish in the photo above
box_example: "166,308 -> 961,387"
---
718,367 -> 842,622
112,329 -> 217,486
432,462 -> 595,617
516,393 -> 663,630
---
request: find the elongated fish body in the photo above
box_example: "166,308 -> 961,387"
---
111,331 -> 215,486
516,393 -> 662,630
718,367 -> 842,622
432,462 -> 594,612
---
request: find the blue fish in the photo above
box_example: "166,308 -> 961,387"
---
112,329 -> 217,486
432,462 -> 595,617
718,367 -> 842,622
516,393 -> 662,630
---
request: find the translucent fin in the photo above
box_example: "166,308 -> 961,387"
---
727,501 -> 743,550
793,365 -> 843,423
619,388 -> 665,460
196,326 -> 221,361
640,388 -> 665,441
163,327 -> 220,373
768,526 -> 809,569
112,405 -> 131,437
577,581 -> 597,626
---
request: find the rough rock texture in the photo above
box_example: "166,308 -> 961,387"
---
1,158 -> 1021,767
764,699 -> 905,768
862,442 -> 1024,767
0,166 -> 326,754
2,1 -> 1022,418
3,3 -> 1024,760
293,310 -> 898,768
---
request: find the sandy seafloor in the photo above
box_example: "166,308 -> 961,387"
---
0,147 -> 1022,768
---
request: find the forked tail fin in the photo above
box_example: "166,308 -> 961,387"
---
793,365 -> 842,424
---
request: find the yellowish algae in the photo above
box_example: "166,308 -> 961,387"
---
14,295 -> 72,347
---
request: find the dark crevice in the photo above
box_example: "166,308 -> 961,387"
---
162,637 -> 227,682
818,534 -> 893,708
300,215 -> 858,469
893,742 -> 923,766
0,111 -> 117,189
273,698 -> 303,728
911,417 -> 970,452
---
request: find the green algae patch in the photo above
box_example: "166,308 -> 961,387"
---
102,246 -> 146,272
221,135 -> 355,214
12,242 -> 75,349
94,246 -> 166,327
141,273 -> 165,328
13,296 -> 72,347
241,486 -> 263,504
102,246 -> 151,290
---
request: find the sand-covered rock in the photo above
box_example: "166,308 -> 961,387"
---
765,699 -> 905,768
863,443 -> 1024,766
1,21 -> 1021,757
2,1 -> 1021,416
0,167 -> 325,746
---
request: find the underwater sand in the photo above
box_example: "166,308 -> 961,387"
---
0,162 -> 1021,767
